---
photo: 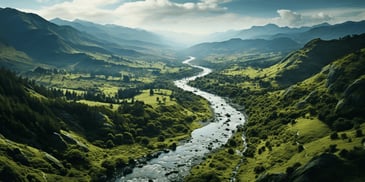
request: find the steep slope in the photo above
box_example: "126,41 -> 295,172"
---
186,35 -> 365,181
273,34 -> 365,86
0,8 -> 141,70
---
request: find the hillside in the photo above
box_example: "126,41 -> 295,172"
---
0,67 -> 212,181
183,37 -> 301,58
0,8 -> 145,72
272,34 -> 365,86
50,18 -> 169,53
187,35 -> 365,181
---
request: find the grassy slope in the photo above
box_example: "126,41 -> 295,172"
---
186,37 -> 365,181
0,69 -> 212,181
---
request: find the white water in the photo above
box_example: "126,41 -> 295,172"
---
117,57 -> 246,182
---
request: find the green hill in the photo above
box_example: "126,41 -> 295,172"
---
274,34 -> 365,86
0,68 -> 211,181
187,35 -> 365,181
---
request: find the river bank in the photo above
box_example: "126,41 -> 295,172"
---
116,57 -> 247,181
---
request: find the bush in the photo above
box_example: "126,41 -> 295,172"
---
254,165 -> 265,174
101,160 -> 115,178
298,145 -> 304,153
228,148 -> 235,155
355,129 -> 363,137
341,133 -> 348,140
333,118 -> 353,131
330,132 -> 339,140
286,166 -> 295,175
106,140 -> 115,148
328,144 -> 338,153
64,149 -> 89,167
140,137 -> 149,146
339,149 -> 348,158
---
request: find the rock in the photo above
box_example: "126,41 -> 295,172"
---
336,77 -> 365,115
50,132 -> 68,150
60,132 -> 89,152
60,133 -> 77,145
326,64 -> 342,89
123,167 -> 133,175
43,152 -> 64,169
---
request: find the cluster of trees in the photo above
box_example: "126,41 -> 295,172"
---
0,67 -> 211,181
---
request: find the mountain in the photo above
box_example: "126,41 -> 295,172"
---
235,24 -> 311,40
184,37 -> 301,58
209,23 -> 326,42
51,18 -> 168,51
272,20 -> 365,44
0,8 -> 143,72
274,33 -> 365,86
208,21 -> 365,45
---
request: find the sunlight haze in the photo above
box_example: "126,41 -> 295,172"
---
2,0 -> 365,35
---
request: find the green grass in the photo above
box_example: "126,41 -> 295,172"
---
77,100 -> 119,111
135,89 -> 175,107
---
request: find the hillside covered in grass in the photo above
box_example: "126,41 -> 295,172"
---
187,34 -> 365,181
0,68 -> 212,181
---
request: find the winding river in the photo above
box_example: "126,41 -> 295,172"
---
117,57 -> 246,182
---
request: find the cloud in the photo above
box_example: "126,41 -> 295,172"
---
36,0 -> 49,3
276,9 -> 302,26
22,0 -> 365,35
26,0 -> 256,34
275,9 -> 332,27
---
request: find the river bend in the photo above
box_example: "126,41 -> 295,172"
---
117,57 -> 246,182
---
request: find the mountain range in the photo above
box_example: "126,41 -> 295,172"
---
185,20 -> 365,58
50,18 -> 168,52
0,8 -> 174,74
183,37 -> 302,58
209,21 -> 365,44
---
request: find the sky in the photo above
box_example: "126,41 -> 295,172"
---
1,0 -> 365,35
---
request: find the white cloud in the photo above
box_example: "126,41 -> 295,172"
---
22,0 -> 365,36
273,8 -> 365,28
276,9 -> 302,26
36,0 -> 49,3
25,0 -> 252,34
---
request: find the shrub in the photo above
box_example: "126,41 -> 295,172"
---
341,133 -> 348,140
64,149 -> 89,167
330,132 -> 339,140
254,165 -> 265,174
101,160 -> 115,178
355,129 -> 363,137
228,148 -> 235,155
333,118 -> 353,131
298,145 -> 304,153
106,140 -> 115,148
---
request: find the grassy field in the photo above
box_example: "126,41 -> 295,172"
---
135,89 -> 175,107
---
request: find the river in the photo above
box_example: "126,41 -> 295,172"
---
117,57 -> 246,182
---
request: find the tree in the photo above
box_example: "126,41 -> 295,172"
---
123,75 -> 130,83
149,88 -> 154,96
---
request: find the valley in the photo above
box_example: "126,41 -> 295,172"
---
1,5 -> 365,182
